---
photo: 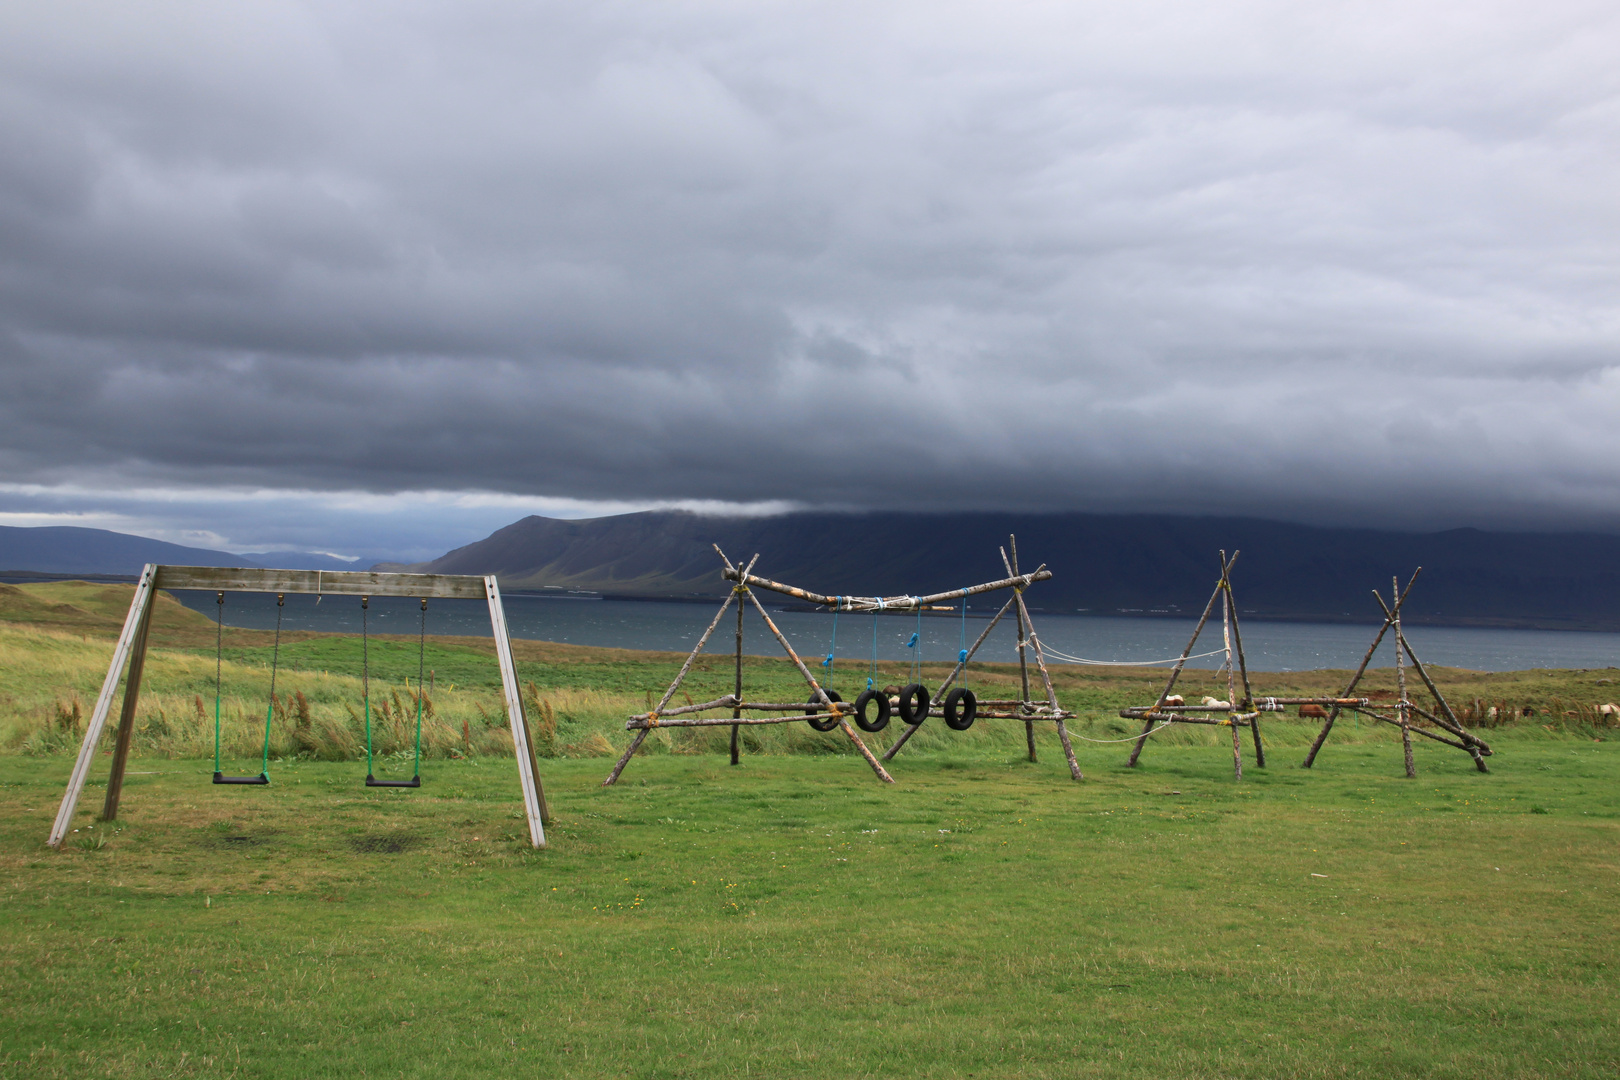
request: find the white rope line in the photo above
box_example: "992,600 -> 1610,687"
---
1068,719 -> 1176,744
1030,637 -> 1228,667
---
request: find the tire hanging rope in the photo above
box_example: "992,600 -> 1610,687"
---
898,607 -> 930,725
939,590 -> 976,730
822,601 -> 839,676
212,591 -> 273,785
866,611 -> 880,691
905,608 -> 922,683
958,592 -> 970,665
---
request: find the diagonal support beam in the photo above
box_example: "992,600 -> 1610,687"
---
740,586 -> 894,783
49,565 -> 157,848
1302,569 -> 1419,768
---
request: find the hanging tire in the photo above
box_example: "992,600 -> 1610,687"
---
805,689 -> 843,732
898,683 -> 931,725
854,689 -> 890,732
943,687 -> 977,731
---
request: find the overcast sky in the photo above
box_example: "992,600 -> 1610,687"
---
2,1 -> 1617,561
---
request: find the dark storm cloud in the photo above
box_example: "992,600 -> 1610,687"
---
2,0 -> 1619,546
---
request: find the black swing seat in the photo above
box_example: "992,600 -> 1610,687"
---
365,774 -> 421,789
213,772 -> 268,785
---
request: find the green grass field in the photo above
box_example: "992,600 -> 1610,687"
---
2,583 -> 1617,1077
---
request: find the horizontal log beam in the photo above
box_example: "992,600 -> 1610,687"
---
1124,711 -> 1254,727
972,711 -> 1076,721
627,713 -> 842,730
720,567 -> 1054,611
629,698 -> 882,721
152,565 -> 488,599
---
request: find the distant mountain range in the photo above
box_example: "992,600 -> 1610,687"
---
384,510 -> 1620,632
0,526 -> 368,577
10,515 -> 1620,631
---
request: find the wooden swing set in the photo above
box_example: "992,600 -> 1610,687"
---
46,564 -> 551,850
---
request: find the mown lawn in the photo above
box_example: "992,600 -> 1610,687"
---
3,732 -> 1616,1079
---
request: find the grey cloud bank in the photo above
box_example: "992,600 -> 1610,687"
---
2,0 -> 1617,556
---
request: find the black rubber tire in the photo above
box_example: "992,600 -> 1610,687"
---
943,687 -> 977,731
853,689 -> 891,733
805,689 -> 843,732
897,683 -> 931,725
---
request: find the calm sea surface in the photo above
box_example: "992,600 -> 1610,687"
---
171,592 -> 1620,674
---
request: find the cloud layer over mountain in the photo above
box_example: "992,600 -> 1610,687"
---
2,1 -> 1617,554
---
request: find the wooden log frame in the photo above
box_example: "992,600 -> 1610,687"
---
738,535 -> 1079,778
47,564 -> 549,850
608,538 -> 1076,785
1125,553 -> 1231,768
605,549 -> 895,786
1122,551 -> 1258,780
998,544 -> 1083,780
1301,572 -> 1417,768
1299,570 -> 1492,776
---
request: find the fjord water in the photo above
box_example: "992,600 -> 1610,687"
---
172,592 -> 1620,674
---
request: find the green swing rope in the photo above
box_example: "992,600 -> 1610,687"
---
211,591 -> 275,783
411,598 -> 425,780
213,592 -> 223,775
363,596 -> 426,784
362,596 -> 373,775
258,595 -> 283,778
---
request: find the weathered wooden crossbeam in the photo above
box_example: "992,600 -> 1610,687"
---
719,566 -> 1053,612
150,565 -> 488,599
627,713 -> 844,729
627,696 -> 854,721
1126,710 -> 1256,727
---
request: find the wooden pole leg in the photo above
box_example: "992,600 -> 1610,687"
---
49,565 -> 157,848
101,588 -> 156,822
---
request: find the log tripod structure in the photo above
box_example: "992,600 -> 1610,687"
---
46,564 -> 551,850
603,537 -> 1082,786
1301,569 -> 1492,775
1116,550 -> 1393,781
1119,551 -> 1269,779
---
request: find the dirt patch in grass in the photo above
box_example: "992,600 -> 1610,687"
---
347,833 -> 421,854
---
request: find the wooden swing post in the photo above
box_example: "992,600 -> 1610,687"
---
49,565 -> 548,850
